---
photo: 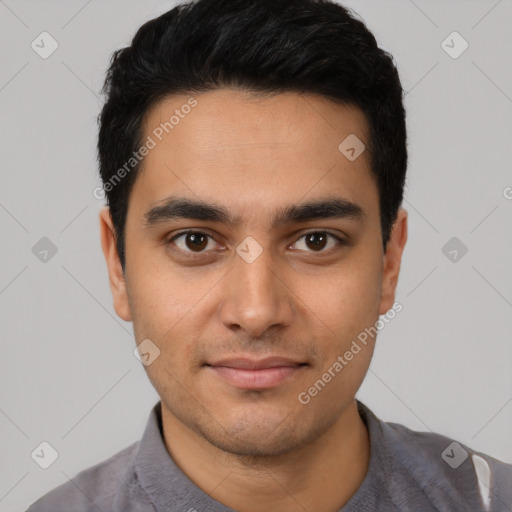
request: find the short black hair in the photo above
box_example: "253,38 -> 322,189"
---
97,0 -> 407,270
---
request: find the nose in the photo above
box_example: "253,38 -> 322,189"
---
219,244 -> 294,338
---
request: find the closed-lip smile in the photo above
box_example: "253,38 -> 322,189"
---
205,356 -> 308,389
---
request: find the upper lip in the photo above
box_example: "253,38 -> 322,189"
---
207,357 -> 306,370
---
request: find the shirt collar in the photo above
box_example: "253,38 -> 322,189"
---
340,400 -> 394,510
134,400 -> 389,511
135,401 -> 235,511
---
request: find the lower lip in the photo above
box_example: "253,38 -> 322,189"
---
206,365 -> 305,389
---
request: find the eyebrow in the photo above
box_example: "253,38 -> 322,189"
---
144,195 -> 366,228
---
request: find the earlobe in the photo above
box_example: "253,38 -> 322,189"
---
99,207 -> 133,322
379,208 -> 408,315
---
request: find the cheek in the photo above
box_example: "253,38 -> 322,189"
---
127,257 -> 205,327
301,262 -> 381,403
126,272 -> 188,361
126,263 -> 212,367
300,255 -> 382,340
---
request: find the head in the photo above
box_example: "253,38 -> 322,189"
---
98,0 -> 408,457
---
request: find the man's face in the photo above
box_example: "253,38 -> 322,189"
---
101,89 -> 406,457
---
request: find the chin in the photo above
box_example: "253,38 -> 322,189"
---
193,407 -> 327,460
200,425 -> 303,458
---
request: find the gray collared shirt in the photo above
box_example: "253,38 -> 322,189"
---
27,400 -> 512,511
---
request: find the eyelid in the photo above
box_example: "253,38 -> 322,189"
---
288,230 -> 346,252
167,229 -> 346,255
168,229 -> 216,243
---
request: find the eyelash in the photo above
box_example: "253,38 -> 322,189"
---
167,229 -> 345,258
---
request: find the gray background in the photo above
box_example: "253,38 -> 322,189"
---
0,0 -> 511,510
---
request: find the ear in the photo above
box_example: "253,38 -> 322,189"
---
379,208 -> 408,315
99,207 -> 132,322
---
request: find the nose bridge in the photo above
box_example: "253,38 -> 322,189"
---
220,242 -> 292,335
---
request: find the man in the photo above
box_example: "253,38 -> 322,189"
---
27,0 -> 512,510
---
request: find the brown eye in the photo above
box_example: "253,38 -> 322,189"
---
305,232 -> 328,251
171,231 -> 215,253
185,233 -> 208,251
290,231 -> 343,253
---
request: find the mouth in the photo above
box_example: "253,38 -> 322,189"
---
204,357 -> 308,390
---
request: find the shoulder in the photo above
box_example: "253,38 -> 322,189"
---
26,441 -> 141,512
382,415 -> 512,510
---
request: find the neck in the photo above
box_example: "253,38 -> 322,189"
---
161,400 -> 370,512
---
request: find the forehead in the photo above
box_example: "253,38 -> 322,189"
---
132,89 -> 377,222
143,89 -> 369,154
